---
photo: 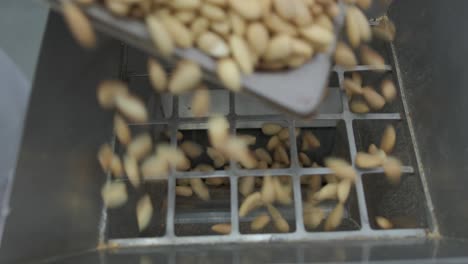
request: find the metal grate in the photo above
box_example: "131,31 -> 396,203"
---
100,37 -> 434,248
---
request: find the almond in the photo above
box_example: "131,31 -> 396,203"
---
176,186 -> 193,196
197,31 -> 230,58
239,176 -> 255,196
313,183 -> 338,201
124,155 -> 140,188
267,135 -> 280,150
97,80 -> 128,109
98,144 -> 114,171
239,192 -> 263,217
303,204 -> 325,229
325,158 -> 357,181
180,141 -> 203,159
344,78 -> 363,95
217,58 -> 242,92
141,155 -> 169,179
208,115 -> 230,148
229,35 -> 253,74
264,34 -> 292,61
266,204 -> 289,233
160,15 -> 193,48
362,86 -> 386,110
251,214 -> 271,231
300,25 -> 333,47
114,114 -> 132,145
201,3 -> 226,21
169,60 -> 202,94
262,123 -> 282,135
334,42 -> 357,68
62,1 -> 96,48
146,14 -> 174,57
229,0 -> 262,20
211,223 -> 231,234
101,181 -> 128,208
170,0 -> 201,10
246,23 -> 270,57
383,156 -> 402,184
380,125 -> 396,154
355,152 -> 383,168
136,195 -> 153,231
255,148 -> 273,164
128,133 -> 153,161
147,59 -> 167,92
324,203 -> 344,231
191,87 -> 211,117
346,6 -> 360,48
190,178 -> 210,200
115,93 -> 148,122
376,216 -> 393,229
190,17 -> 210,38
264,13 -> 298,36
299,152 -> 312,167
360,45 -> 385,70
337,179 -> 352,203
381,79 -> 397,102
273,0 -> 296,20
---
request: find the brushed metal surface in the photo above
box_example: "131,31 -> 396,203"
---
0,13 -> 122,263
390,0 -> 468,239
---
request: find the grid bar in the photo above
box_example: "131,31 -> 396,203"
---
164,96 -> 180,237
337,69 -> 371,229
229,92 -> 240,236
289,118 -> 306,232
109,228 -> 427,247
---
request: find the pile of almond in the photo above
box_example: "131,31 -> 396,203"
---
62,0 -> 397,93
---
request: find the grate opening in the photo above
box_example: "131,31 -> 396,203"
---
174,177 -> 231,236
295,122 -> 351,167
238,175 -> 296,234
353,120 -> 415,166
301,174 -> 361,232
107,181 -> 167,238
236,121 -> 291,170
362,173 -> 428,230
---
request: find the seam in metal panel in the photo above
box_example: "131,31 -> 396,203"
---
390,43 -> 439,235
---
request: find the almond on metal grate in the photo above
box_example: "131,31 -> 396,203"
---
175,186 -> 193,196
380,124 -> 396,154
375,216 -> 393,229
383,156 -> 402,184
211,223 -> 231,235
324,203 -> 344,231
266,203 -> 290,233
190,178 -> 211,201
239,191 -> 263,217
325,157 -> 357,181
251,213 -> 271,231
180,140 -> 203,159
